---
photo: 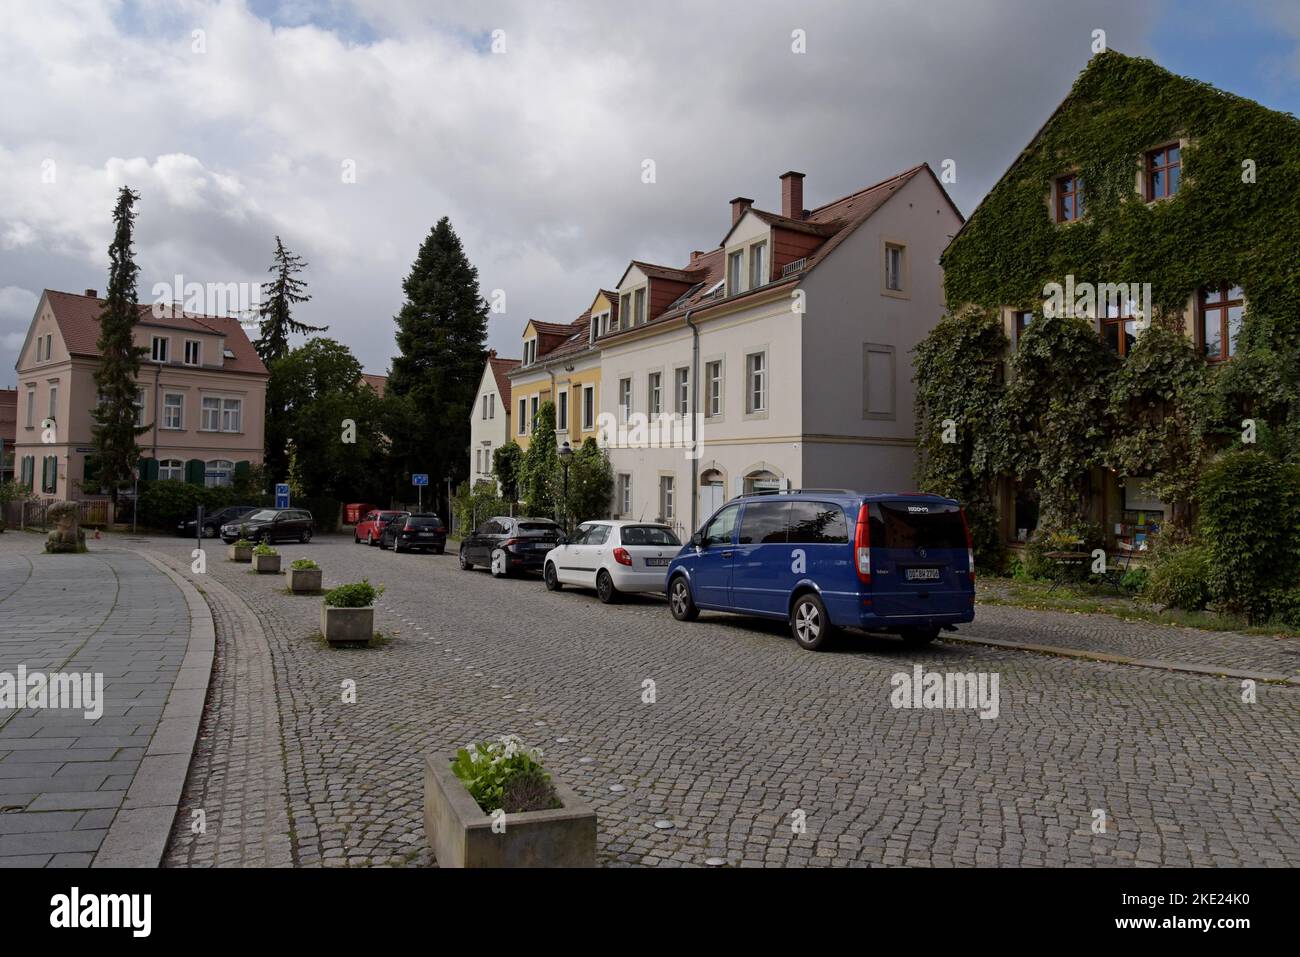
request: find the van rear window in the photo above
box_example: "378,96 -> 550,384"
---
518,522 -> 558,533
871,502 -> 965,550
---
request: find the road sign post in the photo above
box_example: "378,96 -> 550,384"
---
275,483 -> 290,509
412,473 -> 428,512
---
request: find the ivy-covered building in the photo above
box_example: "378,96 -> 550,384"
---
917,51 -> 1299,561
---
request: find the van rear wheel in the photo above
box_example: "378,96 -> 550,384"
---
900,627 -> 940,647
791,593 -> 834,651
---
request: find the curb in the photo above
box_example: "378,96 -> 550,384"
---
941,633 -> 1300,686
91,551 -> 215,867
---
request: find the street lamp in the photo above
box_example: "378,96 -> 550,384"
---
558,440 -> 573,533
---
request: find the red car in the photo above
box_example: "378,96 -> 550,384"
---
355,509 -> 409,546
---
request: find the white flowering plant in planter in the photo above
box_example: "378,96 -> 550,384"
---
451,734 -> 561,814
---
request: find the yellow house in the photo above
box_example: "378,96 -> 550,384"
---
507,291 -> 613,453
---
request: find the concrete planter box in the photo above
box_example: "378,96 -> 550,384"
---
253,553 -> 281,574
228,544 -> 252,563
320,604 -> 374,645
287,566 -> 323,593
423,753 -> 596,868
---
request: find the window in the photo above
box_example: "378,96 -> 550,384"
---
749,241 -> 768,288
159,458 -> 184,481
205,459 -> 234,488
703,503 -> 740,546
557,389 -> 568,431
482,395 -> 488,420
618,377 -> 632,422
863,343 -> 896,419
634,288 -> 646,325
530,395 -> 539,431
745,352 -> 766,414
1101,297 -> 1139,357
658,475 -> 675,522
1200,284 -> 1245,362
151,336 -> 169,362
47,384 -> 57,420
163,393 -> 184,430
41,455 -> 57,494
584,524 -> 611,546
20,456 -> 35,489
787,501 -> 849,544
1013,310 -> 1033,348
738,501 -> 789,544
617,473 -> 632,515
885,243 -> 905,292
221,398 -> 242,432
523,338 -> 537,365
675,367 -> 690,415
518,398 -> 527,434
582,385 -> 595,431
201,396 -> 222,431
489,394 -> 495,419
620,293 -> 632,326
134,389 -> 145,427
705,360 -> 722,417
727,250 -> 744,294
476,449 -> 483,473
1056,174 -> 1084,222
45,334 -> 51,359
25,388 -> 34,427
35,337 -> 42,362
647,372 -> 662,415
744,470 -> 781,494
184,340 -> 201,366
1147,144 -> 1180,200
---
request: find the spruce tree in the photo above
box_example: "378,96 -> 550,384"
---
89,186 -> 149,511
388,217 -> 489,501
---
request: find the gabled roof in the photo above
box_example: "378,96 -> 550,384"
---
361,373 -> 387,398
614,260 -> 702,290
486,353 -> 520,403
41,289 -> 268,376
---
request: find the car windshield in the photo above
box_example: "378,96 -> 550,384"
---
620,525 -> 681,546
872,502 -> 966,550
248,510 -> 278,522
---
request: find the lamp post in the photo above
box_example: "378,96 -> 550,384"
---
558,440 -> 573,533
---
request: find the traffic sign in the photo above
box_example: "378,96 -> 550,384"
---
275,483 -> 290,508
412,473 -> 429,487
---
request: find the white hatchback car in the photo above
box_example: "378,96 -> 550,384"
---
543,520 -> 682,602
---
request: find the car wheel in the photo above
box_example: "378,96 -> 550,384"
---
203,526 -> 218,539
490,548 -> 509,578
459,547 -> 474,570
791,592 -> 834,651
354,531 -> 361,543
668,576 -> 699,622
900,627 -> 940,647
544,562 -> 562,591
300,529 -> 312,543
596,570 -> 619,604
368,533 -> 377,547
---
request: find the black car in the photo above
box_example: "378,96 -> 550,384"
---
220,508 -> 315,544
177,505 -> 258,538
381,513 -> 447,554
458,516 -> 562,577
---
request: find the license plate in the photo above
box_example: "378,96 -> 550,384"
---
645,558 -> 670,567
418,532 -> 434,537
905,567 -> 941,582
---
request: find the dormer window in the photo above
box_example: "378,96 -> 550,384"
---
151,336 -> 169,362
184,340 -> 201,366
523,338 -> 538,365
634,288 -> 646,325
749,241 -> 768,288
1056,174 -> 1084,222
620,292 -> 632,324
727,250 -> 744,295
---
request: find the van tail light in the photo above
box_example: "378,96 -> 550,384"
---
612,547 -> 633,566
854,504 -> 872,585
960,508 -> 976,583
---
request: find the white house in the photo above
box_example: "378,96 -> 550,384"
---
596,166 -> 962,536
468,350 -> 519,490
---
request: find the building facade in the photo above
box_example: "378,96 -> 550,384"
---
506,302 -> 606,454
12,289 -> 268,500
469,351 -> 519,487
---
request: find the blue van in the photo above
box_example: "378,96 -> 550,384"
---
664,490 -> 975,650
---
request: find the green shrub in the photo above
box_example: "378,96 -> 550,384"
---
290,558 -> 319,570
1147,542 -> 1212,610
1198,450 -> 1300,622
1120,567 -> 1150,596
252,542 -> 278,556
302,495 -> 342,534
1267,588 -> 1300,629
451,735 -> 560,814
323,579 -> 383,608
232,538 -> 254,548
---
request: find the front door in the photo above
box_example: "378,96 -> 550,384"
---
699,481 -> 724,522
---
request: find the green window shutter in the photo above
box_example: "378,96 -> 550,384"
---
186,459 -> 206,486
142,458 -> 159,481
83,455 -> 97,483
234,460 -> 251,483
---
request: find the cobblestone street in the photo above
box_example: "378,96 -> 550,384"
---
93,530 -> 1293,869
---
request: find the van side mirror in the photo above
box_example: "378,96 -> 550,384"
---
691,531 -> 705,548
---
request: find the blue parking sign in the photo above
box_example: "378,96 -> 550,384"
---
412,473 -> 429,487
275,483 -> 291,508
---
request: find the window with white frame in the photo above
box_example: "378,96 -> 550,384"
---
134,389 -> 145,426
885,243 -> 905,292
745,352 -> 766,413
557,389 -> 568,431
202,396 -> 221,431
620,293 -> 632,326
648,372 -> 662,414
635,288 -> 647,325
25,388 -> 34,427
582,384 -> 595,430
530,395 -> 539,431
45,334 -> 52,359
749,241 -> 768,288
518,398 -> 527,434
705,360 -> 722,417
205,459 -> 234,488
41,455 -> 58,494
184,340 -> 201,365
159,458 -> 185,481
151,336 -> 169,362
221,397 -> 242,432
617,473 -> 632,515
489,394 -> 495,418
675,367 -> 689,415
482,394 -> 489,420
47,384 -> 57,420
659,475 -> 675,522
618,377 -> 632,422
523,338 -> 537,365
35,337 -> 43,362
727,250 -> 744,295
163,393 -> 184,430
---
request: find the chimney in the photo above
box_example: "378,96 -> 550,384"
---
730,196 -> 754,225
84,288 -> 98,298
690,250 -> 705,263
780,171 -> 805,219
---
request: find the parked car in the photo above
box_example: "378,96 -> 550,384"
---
458,516 -> 562,577
355,509 -> 409,546
664,490 -> 975,651
543,520 -> 681,602
220,508 -> 315,545
176,505 -> 258,538
381,513 -> 447,554
344,502 -> 377,526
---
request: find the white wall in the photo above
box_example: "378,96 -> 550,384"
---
468,363 -> 509,488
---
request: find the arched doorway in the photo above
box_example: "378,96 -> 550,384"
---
699,468 -> 725,518
744,469 -> 781,495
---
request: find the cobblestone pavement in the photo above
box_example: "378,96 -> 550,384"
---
0,535 -> 191,866
133,532 -> 1300,868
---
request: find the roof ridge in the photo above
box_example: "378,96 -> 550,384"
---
805,163 -> 927,216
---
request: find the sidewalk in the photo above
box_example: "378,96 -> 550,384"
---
0,535 -> 212,866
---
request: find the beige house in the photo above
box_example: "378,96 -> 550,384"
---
469,350 -> 519,488
13,289 -> 268,500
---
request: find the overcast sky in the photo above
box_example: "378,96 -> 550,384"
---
2,0 -> 1298,387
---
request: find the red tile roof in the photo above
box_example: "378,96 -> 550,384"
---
487,354 -> 520,403
361,373 -> 387,397
43,289 -> 269,376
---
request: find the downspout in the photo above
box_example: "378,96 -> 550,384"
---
685,307 -> 698,534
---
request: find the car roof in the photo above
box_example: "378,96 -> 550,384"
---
579,519 -> 673,528
734,490 -> 960,507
